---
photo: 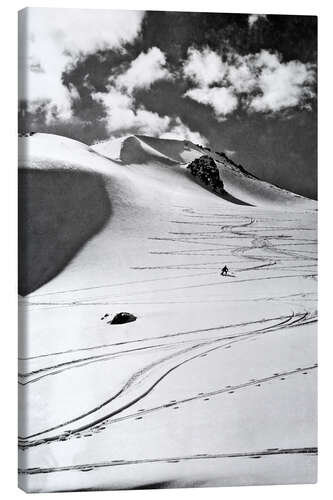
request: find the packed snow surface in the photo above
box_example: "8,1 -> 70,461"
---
18,133 -> 317,491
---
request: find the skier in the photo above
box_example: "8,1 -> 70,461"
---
221,265 -> 229,276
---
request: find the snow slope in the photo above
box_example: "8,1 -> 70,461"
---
94,134 -> 316,208
18,133 -> 317,491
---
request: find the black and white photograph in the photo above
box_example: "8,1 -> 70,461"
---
17,6 -> 317,492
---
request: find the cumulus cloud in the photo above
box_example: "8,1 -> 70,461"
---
182,47 -> 237,119
185,87 -> 238,120
115,47 -> 172,92
94,87 -> 207,142
94,88 -> 171,135
93,48 -> 172,136
227,60 -> 256,93
19,8 -> 144,121
182,47 -> 315,117
249,53 -> 315,112
160,118 -> 208,145
92,46 -> 205,140
183,47 -> 227,87
26,8 -> 145,55
19,9 -> 316,141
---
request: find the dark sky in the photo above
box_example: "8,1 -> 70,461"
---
19,10 -> 317,198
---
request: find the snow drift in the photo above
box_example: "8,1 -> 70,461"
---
18,168 -> 111,295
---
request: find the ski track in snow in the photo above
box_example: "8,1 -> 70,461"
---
18,311 -> 313,441
20,447 -> 317,476
19,204 -> 317,484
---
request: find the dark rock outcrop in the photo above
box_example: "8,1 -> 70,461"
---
108,312 -> 137,325
187,155 -> 224,194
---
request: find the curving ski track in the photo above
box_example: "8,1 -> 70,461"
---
19,206 -> 317,486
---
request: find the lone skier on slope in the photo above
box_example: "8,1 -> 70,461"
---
221,265 -> 229,276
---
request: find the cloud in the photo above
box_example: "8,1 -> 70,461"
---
183,47 -> 227,87
94,87 -> 207,142
94,88 -> 171,135
19,8 -> 144,120
227,60 -> 256,93
19,10 -> 316,142
160,118 -> 208,145
182,47 -> 237,119
93,46 -> 206,140
182,47 -> 315,116
93,49 -> 172,136
249,53 -> 315,112
115,47 -> 172,92
185,86 -> 238,119
248,14 -> 267,28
